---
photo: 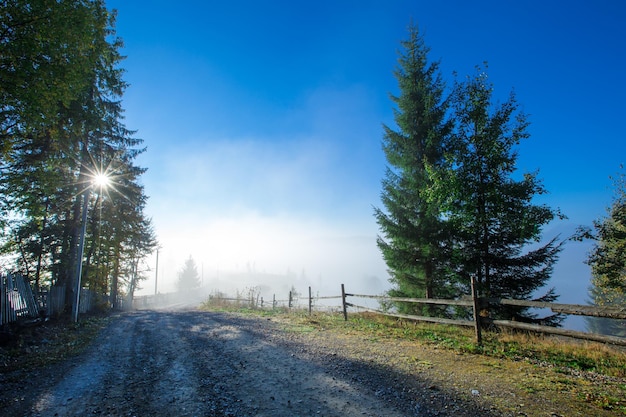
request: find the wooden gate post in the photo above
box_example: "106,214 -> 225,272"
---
308,286 -> 312,315
288,291 -> 293,309
471,275 -> 482,345
341,284 -> 348,321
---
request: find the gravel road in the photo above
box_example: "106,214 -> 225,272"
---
2,309 -> 497,417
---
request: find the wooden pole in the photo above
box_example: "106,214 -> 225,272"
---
288,291 -> 293,309
341,284 -> 348,321
154,247 -> 159,295
308,286 -> 312,315
470,275 -> 482,345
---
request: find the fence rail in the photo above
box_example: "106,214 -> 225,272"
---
341,278 -> 626,346
199,281 -> 625,347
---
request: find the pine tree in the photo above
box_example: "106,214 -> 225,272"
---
177,256 -> 201,292
374,25 -> 453,315
0,1 -> 156,313
583,169 -> 626,336
0,0 -> 102,160
445,67 -> 564,324
585,170 -> 626,292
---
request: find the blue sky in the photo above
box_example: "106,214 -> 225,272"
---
105,1 -> 625,308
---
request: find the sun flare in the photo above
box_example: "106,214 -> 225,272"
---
93,173 -> 111,188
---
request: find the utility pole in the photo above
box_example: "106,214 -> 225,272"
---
154,247 -> 159,295
72,188 -> 91,322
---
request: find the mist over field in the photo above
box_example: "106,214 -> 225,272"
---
137,213 -> 595,330
116,1 -> 624,334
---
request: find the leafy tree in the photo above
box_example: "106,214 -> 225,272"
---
373,25 -> 454,315
443,67 -> 564,324
177,256 -> 201,291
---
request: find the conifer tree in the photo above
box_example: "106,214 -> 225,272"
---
177,256 -> 201,292
585,170 -> 626,292
0,0 -> 100,160
444,67 -> 564,324
0,1 -> 157,313
374,25 -> 453,314
583,169 -> 626,336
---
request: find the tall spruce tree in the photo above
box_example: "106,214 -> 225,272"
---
445,67 -> 564,324
374,25 -> 453,314
0,1 -> 157,313
0,0 -> 99,161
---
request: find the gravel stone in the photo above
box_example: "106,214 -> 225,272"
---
0,309 -> 502,416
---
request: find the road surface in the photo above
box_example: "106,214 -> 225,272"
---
2,309 -> 496,416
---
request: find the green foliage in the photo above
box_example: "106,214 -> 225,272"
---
374,24 -> 454,314
0,1 -> 156,312
376,26 -> 564,325
585,169 -> 626,336
443,67 -> 564,324
586,169 -> 626,292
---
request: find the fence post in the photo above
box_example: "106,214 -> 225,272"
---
341,284 -> 348,321
288,291 -> 293,308
308,286 -> 312,315
273,294 -> 276,309
471,275 -> 482,345
261,296 -> 264,308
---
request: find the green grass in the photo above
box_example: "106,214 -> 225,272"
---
201,301 -> 626,380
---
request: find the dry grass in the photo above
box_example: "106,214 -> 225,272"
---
207,305 -> 626,415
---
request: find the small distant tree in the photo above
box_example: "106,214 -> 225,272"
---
177,256 -> 201,291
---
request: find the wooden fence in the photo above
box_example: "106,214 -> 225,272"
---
1,274 -> 39,325
338,278 -> 626,347
1,274 -> 102,325
209,281 -> 625,347
132,281 -> 625,346
47,285 -> 66,316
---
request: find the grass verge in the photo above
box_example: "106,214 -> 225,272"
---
0,314 -> 112,372
202,301 -> 626,415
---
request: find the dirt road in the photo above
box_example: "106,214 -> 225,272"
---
2,309 -> 496,416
